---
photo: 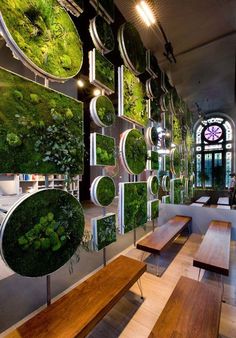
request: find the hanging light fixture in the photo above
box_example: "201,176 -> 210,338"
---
136,1 -> 156,27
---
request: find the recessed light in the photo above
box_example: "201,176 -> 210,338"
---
77,79 -> 85,88
136,1 -> 156,27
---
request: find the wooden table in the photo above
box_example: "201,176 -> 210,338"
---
148,276 -> 222,338
6,255 -> 146,338
137,215 -> 192,255
193,220 -> 231,276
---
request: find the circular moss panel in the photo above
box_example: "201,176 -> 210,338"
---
90,95 -> 115,127
120,129 -> 147,175
91,176 -> 116,207
90,15 -> 115,54
118,22 -> 146,75
0,189 -> 85,277
0,0 -> 83,81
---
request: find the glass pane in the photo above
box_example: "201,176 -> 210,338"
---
214,153 -> 222,166
204,153 -> 212,187
225,152 -> 232,188
196,154 -> 202,186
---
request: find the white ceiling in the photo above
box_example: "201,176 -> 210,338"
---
115,0 -> 236,121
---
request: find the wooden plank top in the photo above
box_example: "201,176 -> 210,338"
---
136,215 -> 192,255
148,276 -> 222,338
193,220 -> 231,275
196,196 -> 210,203
190,203 -> 204,207
217,197 -> 229,205
6,255 -> 146,338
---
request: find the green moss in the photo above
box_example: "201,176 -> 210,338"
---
96,134 -> 116,166
92,16 -> 114,52
96,96 -> 115,127
94,49 -> 115,92
172,147 -> 181,177
150,176 -> 159,195
123,182 -> 147,233
119,23 -> 146,74
150,151 -> 159,171
96,176 -> 116,206
123,129 -> 147,175
173,114 -> 182,145
93,213 -> 116,251
150,200 -> 159,220
162,195 -> 170,204
1,189 -> 84,277
172,178 -> 183,204
165,156 -> 170,171
0,67 -> 84,174
150,127 -> 159,146
0,0 -> 83,79
150,100 -> 161,122
122,66 -> 148,127
149,78 -> 159,98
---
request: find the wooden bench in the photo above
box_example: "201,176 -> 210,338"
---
193,220 -> 231,276
148,276 -> 222,338
136,215 -> 192,275
217,197 -> 229,205
5,255 -> 146,338
195,196 -> 210,204
190,203 -> 204,207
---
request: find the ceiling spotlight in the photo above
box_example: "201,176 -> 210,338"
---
77,79 -> 85,88
136,1 -> 156,27
93,88 -> 101,96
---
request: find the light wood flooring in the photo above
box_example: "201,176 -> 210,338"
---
88,233 -> 236,338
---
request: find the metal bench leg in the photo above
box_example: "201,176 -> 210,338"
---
198,268 -> 201,281
137,278 -> 144,300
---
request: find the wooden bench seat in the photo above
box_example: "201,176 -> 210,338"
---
193,220 -> 231,275
217,197 -> 229,205
148,276 -> 222,338
137,215 -> 192,255
6,255 -> 146,338
195,196 -> 210,204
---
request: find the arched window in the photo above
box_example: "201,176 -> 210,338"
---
195,115 -> 234,188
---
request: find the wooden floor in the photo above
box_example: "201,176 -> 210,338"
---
88,233 -> 236,338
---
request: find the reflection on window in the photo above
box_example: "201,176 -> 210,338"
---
196,154 -> 202,187
225,152 -> 232,188
204,154 -> 212,187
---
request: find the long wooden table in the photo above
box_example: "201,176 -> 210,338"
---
137,215 -> 192,255
148,276 -> 222,338
6,255 -> 146,338
193,220 -> 231,276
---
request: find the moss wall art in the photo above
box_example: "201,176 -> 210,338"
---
0,0 -> 83,80
118,22 -> 146,75
119,182 -> 147,234
162,195 -> 170,204
0,189 -> 85,277
90,176 -> 116,207
90,133 -> 116,166
146,126 -> 159,146
171,147 -> 182,177
146,78 -> 159,99
89,48 -> 115,94
92,213 -> 116,251
148,99 -> 161,123
0,67 -> 84,175
147,175 -> 159,196
147,150 -> 159,171
118,66 -> 148,127
90,95 -> 115,127
120,129 -> 147,175
148,199 -> 159,220
90,15 -> 115,54
170,178 -> 183,204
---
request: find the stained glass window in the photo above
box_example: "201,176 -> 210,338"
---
204,125 -> 223,142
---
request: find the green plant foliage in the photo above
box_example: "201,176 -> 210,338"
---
162,195 -> 170,204
93,213 -> 116,251
92,16 -> 114,52
0,67 -> 84,174
1,189 -> 84,277
150,176 -> 158,195
150,200 -> 159,220
150,151 -> 159,171
123,129 -> 147,175
172,178 -> 183,204
122,66 -> 148,127
150,100 -> 161,122
173,114 -> 182,145
94,49 -> 115,92
96,134 -> 116,166
165,156 -> 170,171
119,22 -> 146,74
122,182 -> 147,233
96,96 -> 115,127
95,176 -> 116,206
0,0 -> 83,79
149,78 -> 159,98
171,147 -> 181,177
